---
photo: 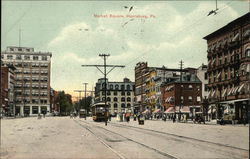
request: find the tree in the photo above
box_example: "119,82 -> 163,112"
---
55,91 -> 73,115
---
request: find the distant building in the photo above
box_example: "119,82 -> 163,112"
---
161,73 -> 202,118
95,78 -> 135,115
0,64 -> 16,116
1,46 -> 52,116
203,13 -> 250,122
195,64 -> 209,100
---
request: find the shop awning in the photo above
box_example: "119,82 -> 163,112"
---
164,107 -> 175,114
153,109 -> 162,113
216,72 -> 221,79
232,33 -> 239,42
142,109 -> 150,114
180,106 -> 190,113
211,90 -> 216,97
227,87 -> 234,96
238,83 -> 245,93
222,88 -> 227,97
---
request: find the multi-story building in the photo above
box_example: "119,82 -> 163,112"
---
0,64 -> 16,116
135,62 -> 149,113
203,13 -> 250,122
161,73 -> 202,118
135,62 -> 183,113
1,46 -> 52,116
95,78 -> 135,115
195,64 -> 209,100
146,67 -> 181,111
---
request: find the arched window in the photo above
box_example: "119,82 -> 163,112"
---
121,103 -> 125,108
127,103 -> 131,108
121,97 -> 125,102
102,97 -> 105,101
127,97 -> 131,102
115,84 -> 119,90
121,85 -> 125,90
114,97 -> 118,102
107,97 -> 111,102
114,103 -> 118,108
127,92 -> 131,96
109,84 -> 113,90
126,85 -> 130,90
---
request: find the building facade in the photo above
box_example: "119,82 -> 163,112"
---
195,64 -> 209,100
203,13 -> 250,122
1,46 -> 52,116
95,78 -> 135,115
0,65 -> 15,116
162,73 -> 202,118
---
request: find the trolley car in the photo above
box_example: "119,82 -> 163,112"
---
92,102 -> 109,122
79,109 -> 86,118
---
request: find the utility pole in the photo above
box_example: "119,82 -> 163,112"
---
83,83 -> 88,120
82,54 -> 125,126
74,90 -> 84,112
179,60 -> 184,121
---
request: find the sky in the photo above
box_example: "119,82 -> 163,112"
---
2,0 -> 249,100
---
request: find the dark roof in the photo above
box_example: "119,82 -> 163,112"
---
203,12 -> 250,40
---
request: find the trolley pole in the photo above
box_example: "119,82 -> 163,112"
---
82,54 -> 125,126
83,83 -> 88,120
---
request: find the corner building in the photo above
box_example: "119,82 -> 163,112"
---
203,13 -> 250,123
1,47 -> 52,116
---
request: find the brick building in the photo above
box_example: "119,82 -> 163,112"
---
162,73 -> 202,118
203,13 -> 250,122
0,64 -> 16,116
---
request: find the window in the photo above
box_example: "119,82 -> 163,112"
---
10,48 -> 14,51
16,55 -> 22,60
18,48 -> 22,51
121,103 -> 125,108
24,55 -> 30,60
126,85 -> 131,90
127,92 -> 131,96
115,84 -> 119,90
33,56 -> 39,60
127,97 -> 131,102
7,55 -> 13,60
197,96 -> 201,102
32,106 -> 38,114
121,85 -> 125,90
127,103 -> 131,108
114,91 -> 117,96
102,97 -> 105,101
121,97 -> 125,102
102,91 -> 105,95
114,97 -> 118,102
107,97 -> 111,102
42,56 -> 47,61
1,55 -> 4,59
188,96 -> 192,103
205,72 -> 208,80
114,103 -> 118,108
110,84 -> 113,90
246,49 -> 250,57
121,91 -> 125,96
205,84 -> 208,91
107,91 -> 111,95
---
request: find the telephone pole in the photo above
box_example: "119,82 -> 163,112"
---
83,83 -> 88,120
74,90 -> 84,111
179,60 -> 184,121
82,54 -> 125,126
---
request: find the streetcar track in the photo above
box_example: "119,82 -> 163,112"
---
108,122 -> 248,158
109,122 -> 248,152
74,120 -> 126,159
76,120 -> 178,159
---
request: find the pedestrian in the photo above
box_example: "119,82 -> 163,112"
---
243,114 -> 246,126
173,114 -> 176,123
134,114 -> 137,121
